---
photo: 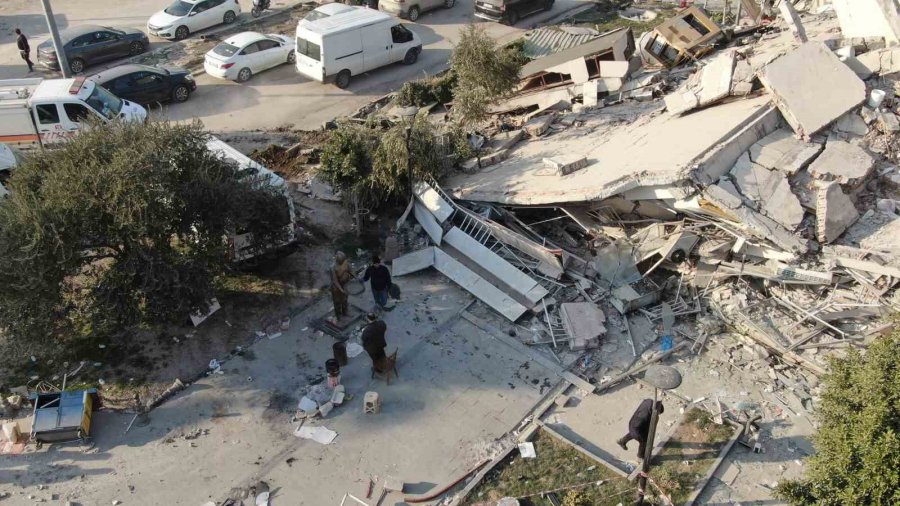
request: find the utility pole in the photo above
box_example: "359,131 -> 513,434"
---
635,366 -> 682,506
40,0 -> 70,77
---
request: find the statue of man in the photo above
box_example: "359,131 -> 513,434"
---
330,251 -> 352,323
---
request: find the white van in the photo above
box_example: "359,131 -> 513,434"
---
0,77 -> 147,148
295,7 -> 422,89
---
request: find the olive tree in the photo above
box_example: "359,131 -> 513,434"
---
775,329 -> 900,505
0,120 -> 290,342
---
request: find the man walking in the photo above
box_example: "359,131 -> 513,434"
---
329,251 -> 352,324
616,399 -> 664,459
361,312 -> 388,372
15,29 -> 34,73
362,255 -> 392,312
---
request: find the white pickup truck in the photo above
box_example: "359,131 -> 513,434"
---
0,77 -> 147,149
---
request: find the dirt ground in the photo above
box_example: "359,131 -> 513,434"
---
651,408 -> 736,504
465,430 -> 634,506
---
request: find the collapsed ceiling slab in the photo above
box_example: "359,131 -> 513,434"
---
445,94 -> 775,206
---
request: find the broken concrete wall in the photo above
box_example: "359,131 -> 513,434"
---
692,103 -> 782,185
758,42 -> 866,139
665,50 -> 736,116
832,0 -> 900,45
816,181 -> 860,243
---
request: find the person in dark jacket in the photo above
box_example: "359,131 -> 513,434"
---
15,29 -> 34,73
362,255 -> 392,311
617,399 -> 664,458
361,312 -> 388,371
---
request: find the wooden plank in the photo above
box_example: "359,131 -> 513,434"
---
461,310 -> 596,393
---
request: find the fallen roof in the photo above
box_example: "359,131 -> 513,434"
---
522,26 -> 601,60
520,27 -> 633,78
446,94 -> 775,206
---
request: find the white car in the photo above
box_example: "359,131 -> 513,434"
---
204,32 -> 295,82
147,0 -> 241,40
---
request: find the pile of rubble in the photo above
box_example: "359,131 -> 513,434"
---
391,0 -> 900,380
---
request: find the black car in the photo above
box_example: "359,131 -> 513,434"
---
37,25 -> 150,74
474,0 -> 553,25
90,64 -> 196,104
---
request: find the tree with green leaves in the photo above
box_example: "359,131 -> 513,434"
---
318,117 -> 444,207
0,120 -> 290,342
775,329 -> 900,505
449,24 -> 521,128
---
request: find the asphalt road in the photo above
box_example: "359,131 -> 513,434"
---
1,0 -> 585,132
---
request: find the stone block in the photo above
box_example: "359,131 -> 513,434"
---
544,156 -> 588,176
524,113 -> 556,137
877,111 -> 900,132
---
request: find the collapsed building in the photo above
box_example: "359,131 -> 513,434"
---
392,4 -> 900,378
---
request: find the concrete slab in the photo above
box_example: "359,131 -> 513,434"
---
598,60 -> 631,78
855,48 -> 900,76
414,182 -> 454,223
665,50 -> 736,116
560,302 -> 606,351
433,248 -> 529,321
808,141 -> 875,185
748,128 -> 824,175
443,227 -> 544,303
758,42 -> 866,139
414,200 -> 443,245
778,0 -> 808,43
446,95 -> 774,206
816,181 -> 860,243
544,155 -> 588,175
392,247 -> 435,276
583,81 -> 600,107
833,112 -> 870,137
730,153 -> 805,229
832,0 -> 900,44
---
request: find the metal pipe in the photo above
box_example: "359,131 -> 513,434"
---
41,0 -> 70,77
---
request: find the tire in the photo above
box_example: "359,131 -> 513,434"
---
175,25 -> 189,40
287,51 -> 296,64
444,0 -> 455,7
407,5 -> 420,21
236,67 -> 252,82
403,48 -> 419,65
505,9 -> 519,25
69,58 -> 85,74
335,69 -> 351,89
224,10 -> 237,23
129,40 -> 145,56
251,7 -> 261,17
172,84 -> 190,103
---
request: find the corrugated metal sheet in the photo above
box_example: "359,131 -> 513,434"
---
522,27 -> 600,59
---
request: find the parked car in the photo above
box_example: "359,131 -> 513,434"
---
204,32 -> 294,82
36,25 -> 150,74
90,64 -> 196,104
295,7 -> 421,89
474,0 -> 553,25
380,0 -> 456,22
148,0 -> 241,40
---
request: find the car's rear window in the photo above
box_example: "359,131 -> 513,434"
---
164,0 -> 193,16
296,37 -> 321,62
213,43 -> 240,57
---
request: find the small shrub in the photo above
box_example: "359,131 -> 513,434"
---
562,489 -> 592,506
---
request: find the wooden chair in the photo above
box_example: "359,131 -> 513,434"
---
371,348 -> 399,384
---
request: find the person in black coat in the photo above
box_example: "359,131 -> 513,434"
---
16,29 -> 34,73
617,399 -> 664,458
361,312 -> 388,371
362,255 -> 392,311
